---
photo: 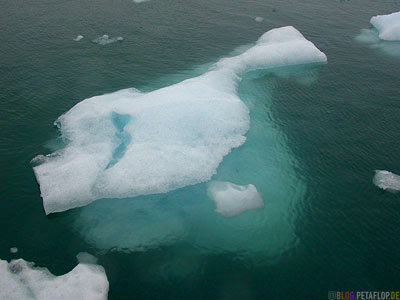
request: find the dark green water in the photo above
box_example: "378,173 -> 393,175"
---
1,0 -> 400,299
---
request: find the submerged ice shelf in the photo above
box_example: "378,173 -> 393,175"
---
33,26 -> 327,214
0,257 -> 108,300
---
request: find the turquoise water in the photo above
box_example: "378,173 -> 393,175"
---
1,0 -> 400,299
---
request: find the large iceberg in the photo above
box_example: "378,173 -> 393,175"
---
373,170 -> 400,192
32,26 -> 327,214
0,258 -> 108,300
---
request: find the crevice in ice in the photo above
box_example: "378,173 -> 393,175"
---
106,112 -> 132,169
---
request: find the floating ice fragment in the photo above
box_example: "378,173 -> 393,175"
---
76,252 -> 98,264
373,170 -> 400,192
33,26 -> 327,214
133,0 -> 150,3
207,181 -> 264,217
255,17 -> 264,22
371,12 -> 400,41
356,11 -> 400,57
73,35 -> 84,41
0,258 -> 108,300
92,34 -> 123,45
10,247 -> 18,254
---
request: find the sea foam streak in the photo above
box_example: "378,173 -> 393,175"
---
32,26 -> 327,214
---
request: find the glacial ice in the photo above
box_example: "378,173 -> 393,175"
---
370,12 -> 400,41
207,181 -> 264,217
10,247 -> 18,254
33,26 -> 327,214
356,12 -> 400,57
74,61 -> 320,260
0,258 -> 108,300
92,35 -> 123,45
255,17 -> 264,23
373,170 -> 400,192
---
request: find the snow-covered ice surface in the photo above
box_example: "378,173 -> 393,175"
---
356,11 -> 400,57
373,170 -> 400,192
92,35 -> 123,45
33,26 -> 326,215
207,181 -> 264,217
0,258 -> 108,300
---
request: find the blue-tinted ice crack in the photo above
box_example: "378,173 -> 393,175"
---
106,112 -> 132,169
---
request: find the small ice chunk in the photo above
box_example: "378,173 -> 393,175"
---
255,16 -> 264,22
10,247 -> 18,254
373,170 -> 400,192
356,12 -> 400,57
76,252 -> 98,264
207,181 -> 264,217
73,35 -> 84,41
370,11 -> 400,41
92,34 -> 123,45
0,258 -> 109,300
133,0 -> 150,3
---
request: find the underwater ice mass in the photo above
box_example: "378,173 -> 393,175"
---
0,258 -> 108,300
33,26 -> 326,214
207,181 -> 264,218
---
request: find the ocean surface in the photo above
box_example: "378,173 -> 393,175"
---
1,0 -> 400,299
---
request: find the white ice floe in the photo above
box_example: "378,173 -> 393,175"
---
373,170 -> 400,192
133,0 -> 150,2
73,35 -> 84,41
207,181 -> 264,217
32,26 -> 327,214
370,11 -> 400,41
10,247 -> 18,254
0,258 -> 108,300
92,35 -> 123,45
255,17 -> 264,22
